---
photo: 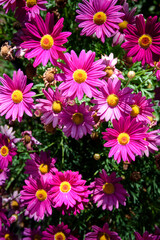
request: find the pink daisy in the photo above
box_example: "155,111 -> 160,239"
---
0,69 -> 35,122
101,53 -> 124,80
134,231 -> 156,240
49,170 -> 90,215
112,1 -> 136,46
90,170 -> 129,211
20,176 -> 53,221
36,88 -> 67,128
22,226 -> 42,240
21,130 -> 41,151
20,12 -> 71,67
0,227 -> 18,240
42,222 -> 78,240
76,0 -> 124,43
0,0 -> 22,13
85,222 -> 121,240
130,92 -> 154,124
24,151 -> 57,181
0,125 -> 20,148
91,77 -> 133,122
58,50 -> 106,100
0,134 -> 17,169
122,15 -> 160,65
141,130 -> 160,157
102,116 -> 149,163
0,167 -> 9,186
60,102 -> 95,140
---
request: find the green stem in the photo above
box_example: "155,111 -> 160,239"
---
0,13 -> 15,21
32,93 -> 44,98
42,141 -> 56,151
6,163 -> 25,190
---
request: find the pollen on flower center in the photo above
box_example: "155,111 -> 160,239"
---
26,0 -> 37,8
73,69 -> 87,83
98,232 -> 110,240
118,133 -> 130,145
33,234 -> 41,240
39,164 -> 49,174
11,200 -> 19,209
40,35 -> 54,50
131,104 -> 140,117
104,66 -> 114,77
4,234 -> 12,240
93,11 -> 107,25
107,94 -> 119,107
52,100 -> 62,114
11,90 -> 23,103
36,189 -> 47,201
72,113 -> 84,125
60,181 -> 71,193
0,145 -> 9,157
103,183 -> 115,195
138,34 -> 152,49
54,232 -> 66,240
119,20 -> 128,31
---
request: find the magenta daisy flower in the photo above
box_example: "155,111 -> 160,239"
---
21,130 -> 41,151
42,222 -> 78,240
20,13 -> 71,67
0,134 -> 17,169
153,226 -> 160,240
122,15 -> 160,65
60,103 -> 95,140
101,53 -> 124,80
0,0 -> 18,13
20,176 -> 53,221
112,1 -> 136,46
130,92 -> 154,124
92,78 -> 133,121
50,170 -> 90,215
0,69 -> 35,122
76,0 -> 124,43
85,222 -> 121,240
0,125 -> 20,148
0,227 -> 18,240
0,167 -> 9,186
24,151 -> 57,181
141,130 -> 160,157
58,50 -> 106,100
102,116 -> 149,163
134,231 -> 156,240
90,170 -> 129,211
22,226 -> 42,240
36,88 -> 67,128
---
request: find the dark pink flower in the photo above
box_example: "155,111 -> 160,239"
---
22,226 -> 42,240
134,231 -> 157,240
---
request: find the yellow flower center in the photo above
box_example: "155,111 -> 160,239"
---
60,181 -> 71,193
131,105 -> 140,117
39,164 -> 49,174
11,90 -> 23,103
98,232 -> 110,240
117,133 -> 130,145
40,35 -> 54,50
52,101 -> 62,114
54,232 -> 66,240
73,69 -> 87,83
107,94 -> 119,107
119,20 -> 128,31
4,234 -> 12,240
72,113 -> 84,125
33,235 -> 41,240
103,183 -> 115,195
0,146 -> 9,157
93,11 -> 107,25
24,134 -> 31,143
104,66 -> 114,77
36,189 -> 47,201
26,0 -> 37,7
11,200 -> 19,209
138,34 -> 152,49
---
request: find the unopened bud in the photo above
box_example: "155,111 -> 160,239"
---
127,71 -> 135,79
9,214 -> 18,223
93,153 -> 101,160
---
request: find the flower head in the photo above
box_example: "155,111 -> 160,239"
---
20,177 -> 53,221
122,15 -> 160,65
90,170 -> 129,211
36,88 -> 67,128
134,231 -> 157,240
22,226 -> 42,240
50,170 -> 90,215
60,102 -> 95,140
0,125 -> 20,148
92,78 -> 133,122
24,151 -> 57,181
0,134 -> 17,168
0,226 -> 18,240
85,222 -> 121,240
21,130 -> 41,150
102,116 -> 149,163
21,12 -> 71,67
42,222 -> 78,240
142,130 -> 160,157
0,167 -> 9,186
76,0 -> 124,43
58,50 -> 106,100
0,69 -> 35,122
0,0 -> 17,13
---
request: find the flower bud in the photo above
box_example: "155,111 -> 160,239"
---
93,153 -> 101,160
127,71 -> 135,79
